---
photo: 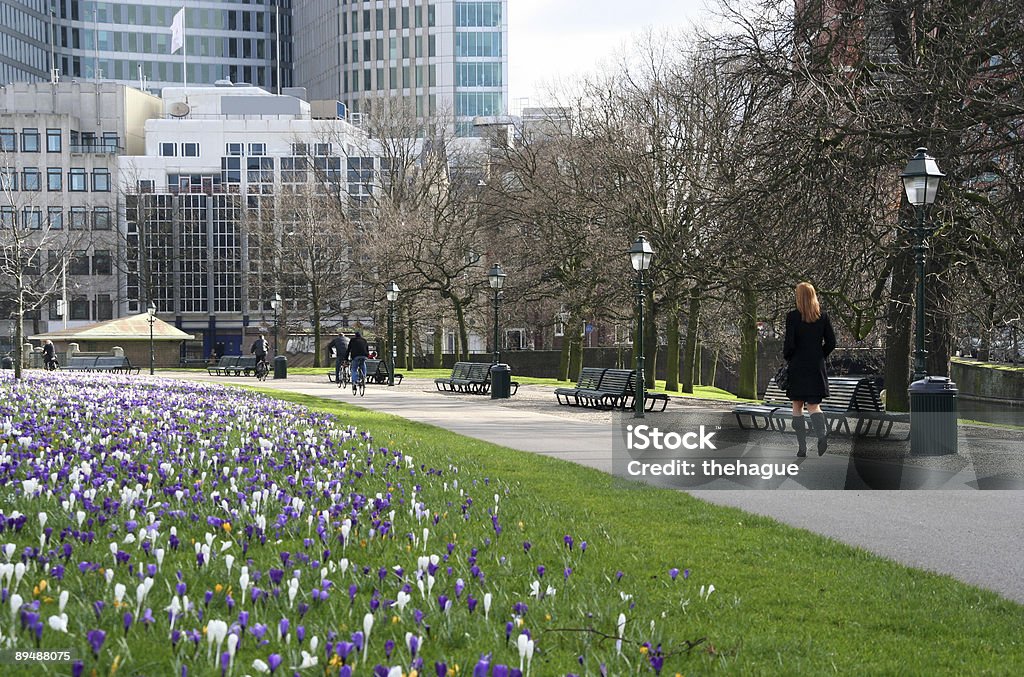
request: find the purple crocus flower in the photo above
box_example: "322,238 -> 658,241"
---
669,568 -> 680,581
141,608 -> 155,628
267,653 -> 282,674
437,595 -> 449,612
563,535 -> 574,550
564,567 -> 572,580
123,611 -> 133,634
72,661 -> 84,677
536,565 -> 545,578
339,667 -> 352,677
278,618 -> 289,640
467,595 -> 478,613
616,570 -> 624,582
220,651 -> 230,676
435,662 -> 447,677
86,628 -> 106,656
505,621 -> 514,641
493,666 -> 510,677
523,541 -> 531,553
351,630 -> 364,652
384,638 -> 395,659
336,641 -> 354,661
580,541 -> 588,553
473,654 -> 490,677
238,610 -> 249,628
684,568 -> 691,579
296,625 -> 305,643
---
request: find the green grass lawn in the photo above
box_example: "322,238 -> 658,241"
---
245,385 -> 1024,675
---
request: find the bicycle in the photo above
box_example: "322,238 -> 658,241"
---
45,357 -> 60,371
336,361 -> 351,388
254,358 -> 270,381
351,359 -> 366,397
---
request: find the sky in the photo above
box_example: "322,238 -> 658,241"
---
507,0 -> 715,111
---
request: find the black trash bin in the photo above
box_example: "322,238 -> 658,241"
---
490,363 -> 511,399
273,355 -> 288,380
909,376 -> 958,455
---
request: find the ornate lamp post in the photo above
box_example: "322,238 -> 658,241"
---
487,264 -> 506,365
270,293 -> 282,355
146,301 -> 157,375
629,235 -> 654,418
900,147 -> 945,381
385,281 -> 400,386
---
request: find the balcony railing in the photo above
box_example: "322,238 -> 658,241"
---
69,142 -> 121,154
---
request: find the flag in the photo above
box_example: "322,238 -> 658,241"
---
169,8 -> 184,54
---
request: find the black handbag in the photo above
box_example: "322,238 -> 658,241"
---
774,362 -> 790,390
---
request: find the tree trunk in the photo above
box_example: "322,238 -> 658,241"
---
454,300 -> 469,361
311,295 -> 322,368
925,255 -> 953,378
737,283 -> 758,400
14,288 -> 25,380
396,305 -> 407,369
568,329 -> 583,382
405,311 -> 415,371
433,324 -> 443,369
557,332 -> 571,381
709,348 -> 719,388
665,304 -> 680,392
644,287 -> 657,386
682,287 -> 701,394
884,250 -> 915,412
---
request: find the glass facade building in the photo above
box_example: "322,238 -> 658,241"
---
1,0 -> 291,93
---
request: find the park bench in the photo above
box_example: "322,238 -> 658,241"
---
435,361 -> 518,395
93,356 -> 140,375
554,367 -> 668,411
207,356 -> 240,376
224,356 -> 259,376
330,359 -> 405,385
61,355 -> 100,371
554,367 -> 606,406
733,375 -> 909,439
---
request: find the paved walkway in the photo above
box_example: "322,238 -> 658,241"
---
169,372 -> 1024,604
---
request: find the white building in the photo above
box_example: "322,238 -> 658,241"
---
119,82 -> 376,359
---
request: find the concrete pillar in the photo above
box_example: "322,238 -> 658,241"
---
68,342 -> 80,358
112,346 -> 124,357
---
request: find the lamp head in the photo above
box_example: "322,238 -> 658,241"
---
487,264 -> 506,290
385,281 -> 400,302
628,235 -> 654,272
900,147 -> 945,206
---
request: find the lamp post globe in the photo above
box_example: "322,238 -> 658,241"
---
270,293 -> 282,355
147,302 -> 157,376
386,281 -> 400,386
900,148 -> 944,381
487,264 -> 506,365
628,235 -> 654,418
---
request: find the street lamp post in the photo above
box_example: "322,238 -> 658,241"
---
487,264 -> 506,365
385,281 -> 400,386
147,301 -> 157,375
900,147 -> 945,381
629,235 -> 654,419
270,293 -> 282,355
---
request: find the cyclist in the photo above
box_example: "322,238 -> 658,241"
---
250,333 -> 270,376
344,331 -> 370,394
42,340 -> 58,370
326,333 -> 349,387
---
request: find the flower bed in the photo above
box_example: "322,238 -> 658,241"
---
0,372 -> 705,676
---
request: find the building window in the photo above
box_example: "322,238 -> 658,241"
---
22,168 -> 40,191
221,157 -> 241,183
70,207 -> 88,230
69,251 -> 90,275
47,207 -> 63,230
0,206 -> 13,227
21,129 -> 40,152
281,157 -> 307,183
70,295 -> 90,320
182,142 -> 200,157
226,143 -> 243,156
93,251 -> 112,276
47,167 -> 62,191
68,168 -> 87,191
247,157 -> 274,182
93,207 -> 112,230
96,294 -> 113,320
46,129 -> 62,152
248,143 -> 266,156
292,142 -> 308,155
92,169 -> 111,191
159,142 -> 176,157
314,143 -> 331,156
138,179 -> 154,192
23,208 -> 43,230
0,169 -> 16,191
0,129 -> 14,152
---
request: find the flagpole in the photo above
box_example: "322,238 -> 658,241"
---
182,3 -> 187,94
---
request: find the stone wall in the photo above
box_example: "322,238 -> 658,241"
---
951,359 -> 1024,404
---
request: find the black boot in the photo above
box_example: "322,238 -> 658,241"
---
792,416 -> 808,457
810,412 -> 828,456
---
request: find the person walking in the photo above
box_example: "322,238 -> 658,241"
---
784,282 -> 837,457
326,333 -> 349,387
344,331 -> 370,394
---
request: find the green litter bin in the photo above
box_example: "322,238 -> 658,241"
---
273,355 -> 288,380
909,376 -> 958,455
490,363 -> 511,399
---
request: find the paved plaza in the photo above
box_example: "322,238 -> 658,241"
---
169,371 -> 1024,603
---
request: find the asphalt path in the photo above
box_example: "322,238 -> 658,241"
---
172,372 -> 1024,604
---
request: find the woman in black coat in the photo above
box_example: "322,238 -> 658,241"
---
783,282 -> 837,456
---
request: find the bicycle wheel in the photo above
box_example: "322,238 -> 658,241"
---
358,380 -> 365,396
256,362 -> 268,381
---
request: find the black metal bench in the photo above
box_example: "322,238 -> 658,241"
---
207,356 -> 239,376
625,370 -> 670,412
226,356 -> 259,376
554,367 -> 606,406
61,355 -> 100,371
93,356 -> 140,375
365,359 -> 404,385
435,361 -> 518,395
733,376 -> 909,439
